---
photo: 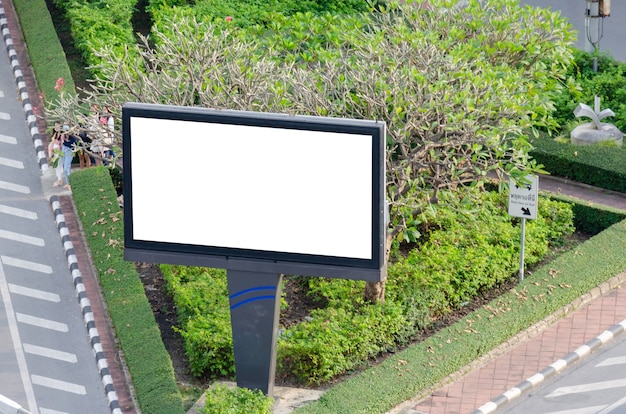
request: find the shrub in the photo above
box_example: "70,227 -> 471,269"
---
202,384 -> 273,414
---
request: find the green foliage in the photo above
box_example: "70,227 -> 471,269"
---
551,50 -> 626,133
202,384 -> 273,414
69,167 -> 184,413
278,303 -> 408,384
530,135 -> 626,192
64,0 -> 138,77
387,190 -> 573,315
161,265 -> 234,378
12,0 -> 75,106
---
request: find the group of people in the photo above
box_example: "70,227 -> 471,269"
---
47,105 -> 115,189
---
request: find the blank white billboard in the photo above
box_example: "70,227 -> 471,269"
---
123,103 -> 385,279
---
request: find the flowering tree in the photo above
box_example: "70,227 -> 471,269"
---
47,0 -> 575,302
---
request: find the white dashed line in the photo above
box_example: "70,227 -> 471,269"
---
0,203 -> 37,219
31,375 -> 86,395
1,256 -> 52,273
16,313 -> 69,332
23,343 -> 77,363
8,283 -> 60,302
0,155 -> 23,168
0,228 -> 44,246
0,179 -> 29,193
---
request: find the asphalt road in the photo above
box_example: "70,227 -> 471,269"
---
0,19 -> 111,414
499,333 -> 626,414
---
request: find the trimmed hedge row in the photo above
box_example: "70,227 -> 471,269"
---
530,136 -> 626,192
69,167 -> 184,414
12,0 -> 75,104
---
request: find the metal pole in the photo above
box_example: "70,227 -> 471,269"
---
519,218 -> 526,283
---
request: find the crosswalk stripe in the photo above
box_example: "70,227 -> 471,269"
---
0,179 -> 29,193
546,378 -> 626,398
16,313 -> 68,332
0,134 -> 17,144
0,204 -> 37,219
8,283 -> 60,302
1,256 -> 52,274
0,112 -> 11,120
0,229 -> 44,246
0,156 -> 23,168
31,375 -> 86,395
23,343 -> 77,363
596,356 -> 626,367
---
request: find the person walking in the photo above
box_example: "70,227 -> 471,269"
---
48,124 -> 64,186
61,124 -> 77,190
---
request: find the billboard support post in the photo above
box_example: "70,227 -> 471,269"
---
227,270 -> 283,395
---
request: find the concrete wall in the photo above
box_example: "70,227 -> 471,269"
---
520,0 -> 625,61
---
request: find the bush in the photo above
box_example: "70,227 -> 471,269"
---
530,135 -> 626,192
161,265 -> 234,378
203,384 -> 273,414
552,50 -> 626,133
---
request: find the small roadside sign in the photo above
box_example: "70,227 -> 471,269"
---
508,174 -> 539,220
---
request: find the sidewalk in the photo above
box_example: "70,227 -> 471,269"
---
391,175 -> 626,414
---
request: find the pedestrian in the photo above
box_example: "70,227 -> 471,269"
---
61,124 -> 78,190
48,123 -> 64,186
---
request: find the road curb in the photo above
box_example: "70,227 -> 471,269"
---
472,317 -> 626,414
0,2 -> 47,172
51,196 -> 123,414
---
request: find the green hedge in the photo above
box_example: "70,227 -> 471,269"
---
13,0 -> 75,105
69,167 -> 184,414
530,136 -> 626,192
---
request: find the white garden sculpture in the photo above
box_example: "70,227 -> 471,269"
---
571,97 -> 623,146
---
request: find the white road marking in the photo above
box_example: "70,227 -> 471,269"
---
1,256 -> 53,274
544,406 -> 607,414
0,112 -> 11,120
23,343 -> 77,363
0,156 -> 23,168
16,313 -> 69,332
596,356 -> 626,367
31,375 -> 86,395
0,134 -> 17,144
597,395 -> 626,414
0,204 -> 37,219
546,378 -> 626,398
8,284 -> 59,302
0,262 -> 39,413
0,229 -> 44,246
0,179 -> 30,193
0,90 -> 5,97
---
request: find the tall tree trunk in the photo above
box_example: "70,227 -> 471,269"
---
364,232 -> 394,304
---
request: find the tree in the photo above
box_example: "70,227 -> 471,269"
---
47,0 -> 575,303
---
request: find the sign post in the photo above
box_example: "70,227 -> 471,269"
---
508,174 -> 539,282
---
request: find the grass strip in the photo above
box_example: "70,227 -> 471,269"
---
11,0 -> 75,105
296,217 -> 626,413
70,167 -> 184,414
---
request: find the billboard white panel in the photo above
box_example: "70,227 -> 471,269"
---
123,103 -> 385,279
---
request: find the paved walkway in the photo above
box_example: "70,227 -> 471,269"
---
392,176 -> 626,414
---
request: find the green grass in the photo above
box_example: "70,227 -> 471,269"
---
69,167 -> 184,414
